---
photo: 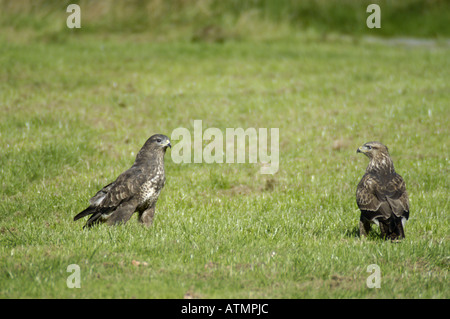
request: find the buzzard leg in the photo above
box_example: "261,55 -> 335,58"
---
380,216 -> 405,241
359,217 -> 372,237
105,202 -> 137,226
395,221 -> 406,240
378,220 -> 390,239
138,205 -> 156,227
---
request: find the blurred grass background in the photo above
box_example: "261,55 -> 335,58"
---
1,0 -> 449,42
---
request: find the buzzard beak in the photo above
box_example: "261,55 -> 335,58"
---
166,142 -> 172,149
357,147 -> 363,154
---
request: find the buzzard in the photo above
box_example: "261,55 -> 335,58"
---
74,134 -> 171,228
356,142 -> 410,240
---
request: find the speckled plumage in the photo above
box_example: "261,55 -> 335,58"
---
356,142 -> 410,240
74,134 -> 171,228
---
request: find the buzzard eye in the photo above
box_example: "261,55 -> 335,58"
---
156,138 -> 162,143
366,145 -> 372,150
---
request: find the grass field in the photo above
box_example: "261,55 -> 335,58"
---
1,19 -> 449,298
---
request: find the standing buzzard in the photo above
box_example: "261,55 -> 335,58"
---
74,134 -> 171,228
356,142 -> 410,240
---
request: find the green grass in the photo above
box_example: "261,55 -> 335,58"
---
0,32 -> 449,298
1,0 -> 450,39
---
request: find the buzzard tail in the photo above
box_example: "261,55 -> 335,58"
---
379,215 -> 405,240
84,212 -> 104,229
73,206 -> 96,221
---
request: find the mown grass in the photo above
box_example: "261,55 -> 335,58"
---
0,28 -> 449,298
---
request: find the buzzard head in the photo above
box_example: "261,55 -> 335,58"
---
136,134 -> 171,163
357,141 -> 389,159
149,134 -> 172,150
357,141 -> 395,174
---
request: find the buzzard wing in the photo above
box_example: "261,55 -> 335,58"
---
88,182 -> 115,206
356,173 -> 409,221
100,168 -> 142,208
73,182 -> 116,221
356,174 -> 389,220
384,174 -> 410,220
77,166 -> 147,227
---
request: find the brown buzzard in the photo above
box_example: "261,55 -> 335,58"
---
74,134 -> 171,228
356,142 -> 410,240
